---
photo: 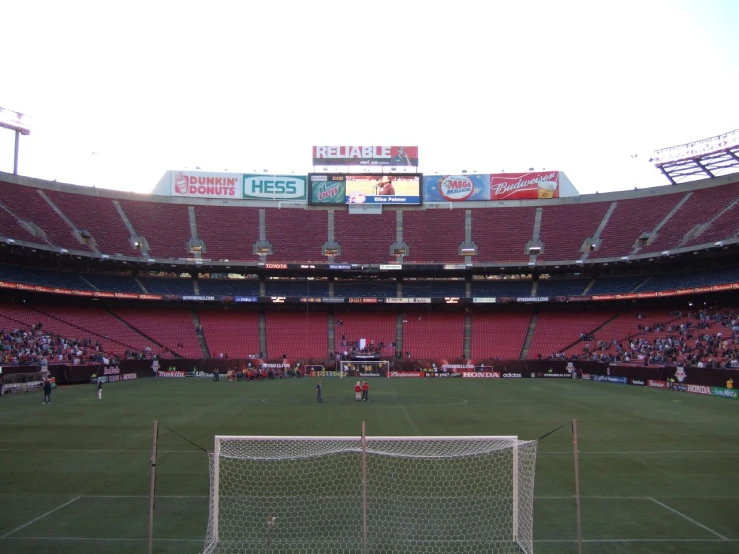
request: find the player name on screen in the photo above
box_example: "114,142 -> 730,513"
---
309,173 -> 422,206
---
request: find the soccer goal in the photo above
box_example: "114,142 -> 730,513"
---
338,360 -> 390,377
203,431 -> 538,553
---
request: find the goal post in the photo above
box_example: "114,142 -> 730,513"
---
204,433 -> 538,554
338,360 -> 390,378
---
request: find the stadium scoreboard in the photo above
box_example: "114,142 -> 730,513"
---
309,173 -> 422,206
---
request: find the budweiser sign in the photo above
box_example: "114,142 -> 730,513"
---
489,171 -> 559,200
389,371 -> 424,378
171,171 -> 241,198
647,379 -> 667,389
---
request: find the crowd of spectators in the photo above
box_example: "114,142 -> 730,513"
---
558,307 -> 739,368
1,323 -> 156,366
334,333 -> 389,360
1,323 -> 107,365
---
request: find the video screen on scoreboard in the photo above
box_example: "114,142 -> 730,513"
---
308,173 -> 422,206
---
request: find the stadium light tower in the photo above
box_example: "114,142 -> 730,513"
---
650,129 -> 739,184
0,107 -> 31,175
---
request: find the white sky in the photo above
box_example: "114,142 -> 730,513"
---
1,0 -> 737,195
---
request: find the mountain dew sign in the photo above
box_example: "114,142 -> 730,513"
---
309,175 -> 346,204
711,386 -> 738,399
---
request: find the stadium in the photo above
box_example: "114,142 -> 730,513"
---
1,126 -> 739,553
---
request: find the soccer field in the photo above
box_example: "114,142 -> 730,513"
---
0,377 -> 738,554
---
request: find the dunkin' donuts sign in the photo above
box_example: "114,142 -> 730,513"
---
172,171 -> 241,198
489,172 -> 559,201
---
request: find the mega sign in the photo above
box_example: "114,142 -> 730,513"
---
423,175 -> 489,202
172,171 -> 241,198
242,174 -> 307,200
422,172 -> 561,202
312,146 -> 419,166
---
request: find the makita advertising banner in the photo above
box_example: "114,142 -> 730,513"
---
242,174 -> 307,200
422,171 -> 560,202
171,171 -> 242,199
312,146 -> 419,166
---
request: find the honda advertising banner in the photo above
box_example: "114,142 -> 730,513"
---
312,146 -> 419,166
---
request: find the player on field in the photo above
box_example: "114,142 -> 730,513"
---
97,379 -> 103,400
362,381 -> 369,402
355,381 -> 362,401
266,513 -> 277,545
316,381 -> 323,403
42,378 -> 52,404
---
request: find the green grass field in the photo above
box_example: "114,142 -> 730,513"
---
1,377 -> 738,553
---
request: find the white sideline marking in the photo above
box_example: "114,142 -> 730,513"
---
0,448 -> 205,453
1,496 -> 81,538
648,497 -> 729,541
3,447 -> 739,455
2,536 -> 738,544
81,495 -> 208,499
538,538 -> 739,543
1,536 -> 202,542
541,450 -> 739,455
2,493 -> 738,500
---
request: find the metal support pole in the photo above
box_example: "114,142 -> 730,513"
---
13,130 -> 20,175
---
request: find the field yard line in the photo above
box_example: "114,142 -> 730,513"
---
391,388 -> 422,435
3,536 -> 738,544
540,450 -> 739,455
538,538 -> 739,543
537,495 -> 649,500
3,447 -> 739,455
81,495 -> 209,498
648,497 -> 729,541
1,536 -> 202,542
1,496 -> 81,538
0,448 -> 205,453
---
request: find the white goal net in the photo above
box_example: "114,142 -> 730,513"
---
204,434 -> 537,554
